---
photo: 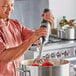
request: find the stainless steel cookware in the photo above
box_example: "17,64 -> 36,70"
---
57,26 -> 76,39
16,59 -> 70,76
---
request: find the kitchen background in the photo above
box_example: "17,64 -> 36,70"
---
10,0 -> 76,59
49,0 -> 76,28
11,0 -> 76,29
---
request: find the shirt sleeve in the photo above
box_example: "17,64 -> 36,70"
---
0,37 -> 6,54
21,26 -> 35,41
12,19 -> 35,41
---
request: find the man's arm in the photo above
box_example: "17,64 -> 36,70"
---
0,27 -> 47,62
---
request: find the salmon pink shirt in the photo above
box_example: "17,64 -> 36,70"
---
0,19 -> 34,76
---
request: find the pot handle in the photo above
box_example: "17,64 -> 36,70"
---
16,68 -> 31,76
70,64 -> 76,72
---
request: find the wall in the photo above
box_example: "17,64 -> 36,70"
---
11,0 -> 49,30
49,0 -> 76,19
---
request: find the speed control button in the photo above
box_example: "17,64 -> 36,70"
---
64,51 -> 68,57
51,53 -> 55,58
57,52 -> 61,57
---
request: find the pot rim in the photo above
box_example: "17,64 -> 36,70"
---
20,59 -> 69,67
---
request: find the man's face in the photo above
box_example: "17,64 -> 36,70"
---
0,0 -> 14,20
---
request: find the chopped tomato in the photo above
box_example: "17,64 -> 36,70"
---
32,64 -> 39,66
42,62 -> 53,66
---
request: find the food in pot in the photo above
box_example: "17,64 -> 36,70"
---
32,64 -> 39,66
42,62 -> 53,66
32,61 -> 53,66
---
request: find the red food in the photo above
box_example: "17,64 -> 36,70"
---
32,64 -> 39,66
42,62 -> 53,66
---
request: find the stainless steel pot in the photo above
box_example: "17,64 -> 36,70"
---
16,59 -> 70,76
57,27 -> 76,39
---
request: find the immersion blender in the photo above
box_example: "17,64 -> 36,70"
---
40,8 -> 51,45
36,9 -> 51,60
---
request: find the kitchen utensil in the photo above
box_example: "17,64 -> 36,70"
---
33,41 -> 44,63
33,8 -> 51,63
57,26 -> 76,39
16,59 -> 70,76
40,8 -> 51,44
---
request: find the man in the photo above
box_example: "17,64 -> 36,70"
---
0,0 -> 54,76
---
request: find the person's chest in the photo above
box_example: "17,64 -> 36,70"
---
1,22 -> 22,48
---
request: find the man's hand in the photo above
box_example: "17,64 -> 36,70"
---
31,28 -> 48,43
42,12 -> 54,28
